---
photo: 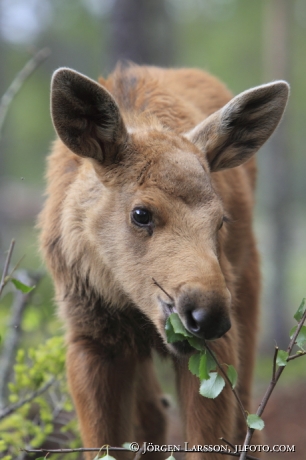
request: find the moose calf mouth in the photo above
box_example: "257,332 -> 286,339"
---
158,295 -> 231,355
171,340 -> 195,355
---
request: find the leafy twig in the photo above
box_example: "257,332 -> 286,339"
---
0,377 -> 55,420
287,351 -> 306,361
239,306 -> 306,460
0,270 -> 42,408
204,341 -> 247,422
0,47 -> 50,139
0,239 -> 15,296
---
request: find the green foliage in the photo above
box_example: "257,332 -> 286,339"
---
246,414 -> 265,431
165,454 -> 176,460
122,443 -> 133,450
165,313 -> 232,401
289,325 -> 306,350
165,313 -> 192,343
199,372 -> 225,399
188,352 -> 201,376
227,364 -> 238,388
0,335 -> 79,460
98,455 -> 117,460
10,278 -> 35,293
165,298 -> 306,438
294,298 -> 306,322
276,350 -> 289,367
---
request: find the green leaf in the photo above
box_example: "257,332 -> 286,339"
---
199,353 -> 210,380
11,278 -> 35,293
199,372 -> 225,398
246,414 -> 265,430
188,353 -> 201,377
103,455 -> 117,460
276,350 -> 288,366
187,336 -> 204,351
290,325 -> 306,350
93,456 -> 117,460
289,326 -> 296,338
169,313 -> 192,337
165,316 -> 186,343
227,364 -> 238,388
122,443 -> 132,451
294,298 -> 306,322
206,351 -> 217,372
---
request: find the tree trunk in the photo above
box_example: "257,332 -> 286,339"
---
262,0 -> 293,348
108,0 -> 174,70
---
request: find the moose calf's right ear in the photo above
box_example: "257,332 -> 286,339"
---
51,68 -> 128,164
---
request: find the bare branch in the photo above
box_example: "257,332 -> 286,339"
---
0,48 -> 51,138
220,437 -> 236,451
0,377 -> 56,421
21,446 -> 259,459
22,446 -> 131,455
152,277 -> 174,303
272,346 -> 278,381
0,239 -> 15,296
133,444 -> 144,460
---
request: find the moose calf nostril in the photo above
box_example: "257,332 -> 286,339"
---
186,308 -> 206,334
186,307 -> 231,339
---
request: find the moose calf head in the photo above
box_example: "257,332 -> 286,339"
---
51,68 -> 289,353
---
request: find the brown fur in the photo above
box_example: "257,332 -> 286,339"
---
39,64 -> 289,459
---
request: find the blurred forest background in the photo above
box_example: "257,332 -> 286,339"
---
0,0 -> 306,458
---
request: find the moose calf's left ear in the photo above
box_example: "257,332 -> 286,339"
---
51,68 -> 128,164
185,81 -> 289,172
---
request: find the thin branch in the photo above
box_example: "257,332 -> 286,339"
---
133,444 -> 145,460
204,341 -> 247,422
287,351 -> 306,361
21,446 -> 259,459
220,437 -> 236,451
0,377 -> 55,421
7,254 -> 26,281
256,306 -> 306,419
0,239 -> 15,296
0,48 -> 51,138
272,346 -> 278,381
22,447 -> 131,454
152,277 -> 174,302
0,271 -> 42,408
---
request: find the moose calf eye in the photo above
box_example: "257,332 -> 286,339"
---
132,208 -> 152,226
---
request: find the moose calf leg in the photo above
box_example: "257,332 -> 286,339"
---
66,336 -> 137,460
175,350 -> 238,460
135,358 -> 168,460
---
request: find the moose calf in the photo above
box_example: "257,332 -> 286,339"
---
39,64 -> 289,459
